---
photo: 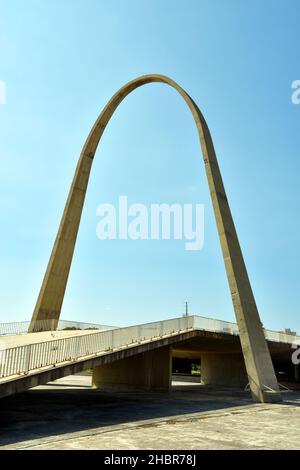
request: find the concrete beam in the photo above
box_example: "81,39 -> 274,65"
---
92,346 -> 171,392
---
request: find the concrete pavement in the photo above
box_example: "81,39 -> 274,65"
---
0,374 -> 299,450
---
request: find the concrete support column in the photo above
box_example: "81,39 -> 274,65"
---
92,346 -> 172,392
201,353 -> 248,388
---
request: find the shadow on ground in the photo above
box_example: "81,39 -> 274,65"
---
1,374 -> 297,448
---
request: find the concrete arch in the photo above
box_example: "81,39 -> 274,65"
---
29,74 -> 280,402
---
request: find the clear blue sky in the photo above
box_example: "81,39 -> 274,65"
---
0,0 -> 299,332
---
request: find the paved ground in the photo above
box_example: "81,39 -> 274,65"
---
0,374 -> 299,450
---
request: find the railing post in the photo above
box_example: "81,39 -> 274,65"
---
25,345 -> 32,374
0,348 -> 5,377
75,336 -> 81,360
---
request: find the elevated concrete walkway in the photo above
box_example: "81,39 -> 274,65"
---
0,315 -> 298,400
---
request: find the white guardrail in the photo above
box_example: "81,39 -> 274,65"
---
0,315 -> 299,380
0,319 -> 116,336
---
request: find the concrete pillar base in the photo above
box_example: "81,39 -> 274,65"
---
92,346 -> 171,392
259,390 -> 282,403
201,353 -> 282,403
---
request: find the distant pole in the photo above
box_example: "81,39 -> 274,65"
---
185,301 -> 189,317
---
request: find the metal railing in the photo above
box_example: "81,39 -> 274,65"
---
0,319 -> 117,336
193,315 -> 299,345
0,315 -> 299,381
265,329 -> 300,345
193,316 -> 239,335
0,316 -> 193,379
